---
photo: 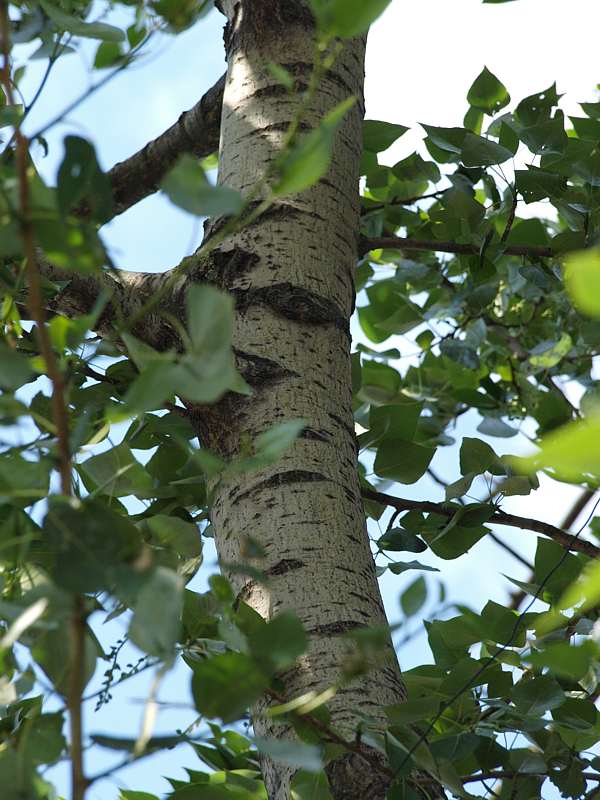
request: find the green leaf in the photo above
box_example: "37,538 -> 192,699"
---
254,738 -> 322,772
529,333 -> 573,369
40,0 -> 125,41
246,611 -> 307,675
290,769 -> 333,800
191,652 -> 269,723
517,414 -> 600,482
459,437 -> 504,476
363,120 -> 408,153
527,641 -> 597,681
274,97 -> 355,195
461,132 -> 513,166
388,560 -> 439,575
374,439 -> 435,484
254,420 -> 305,462
401,576 -> 427,617
57,135 -> 113,222
467,66 -> 510,114
0,455 -> 51,507
564,249 -> 600,318
94,41 -> 124,69
77,443 -> 154,498
421,516 -> 489,560
161,154 -> 242,217
377,528 -> 427,553
0,343 -> 34,389
310,0 -> 392,38
386,696 -> 441,725
129,567 -> 183,656
480,600 -> 524,646
511,675 -> 565,715
42,498 -> 141,593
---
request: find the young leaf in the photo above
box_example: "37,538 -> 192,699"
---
374,439 -> 435,484
274,97 -> 355,196
363,120 -> 409,153
467,66 -> 510,114
191,652 -> 269,723
161,154 -> 242,217
310,0 -> 392,38
129,567 -> 183,656
564,249 -> 600,318
517,415 -> 600,481
40,0 -> 125,41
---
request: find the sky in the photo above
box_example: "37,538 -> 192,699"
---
9,0 -> 600,797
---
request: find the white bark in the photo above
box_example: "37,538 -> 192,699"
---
190,3 -> 409,798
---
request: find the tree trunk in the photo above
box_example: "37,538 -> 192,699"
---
191,2 -> 406,797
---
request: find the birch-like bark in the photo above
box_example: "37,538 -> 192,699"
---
189,3 -> 408,798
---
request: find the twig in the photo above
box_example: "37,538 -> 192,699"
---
361,489 -> 600,558
29,30 -> 154,141
500,188 -> 518,244
68,596 -> 88,800
360,235 -> 555,259
462,770 -> 600,784
488,531 -> 533,570
0,10 -> 85,798
0,8 -> 71,495
361,190 -> 446,216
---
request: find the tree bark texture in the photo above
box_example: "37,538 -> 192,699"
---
189,2 -> 407,798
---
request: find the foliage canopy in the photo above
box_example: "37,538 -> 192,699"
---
1,1 -> 600,799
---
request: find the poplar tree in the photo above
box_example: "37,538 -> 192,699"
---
1,2 -> 600,800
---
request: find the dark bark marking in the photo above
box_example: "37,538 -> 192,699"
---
327,412 -> 356,439
233,282 -> 349,335
221,0 -> 316,57
194,245 -> 260,287
233,348 -> 298,387
266,558 -> 305,576
309,620 -> 367,637
232,469 -> 329,505
299,428 -> 331,443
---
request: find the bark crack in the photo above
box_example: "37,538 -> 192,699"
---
232,469 -> 329,505
232,282 -> 349,334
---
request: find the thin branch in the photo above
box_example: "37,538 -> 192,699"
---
1,14 -> 71,495
28,31 -> 154,141
97,73 -> 224,220
487,531 -> 534,570
361,488 -> 600,558
360,235 -> 555,259
68,596 -> 88,800
1,13 -> 86,799
462,771 -> 600,784
361,190 -> 445,216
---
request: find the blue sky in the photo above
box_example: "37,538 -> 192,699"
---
10,0 -> 600,796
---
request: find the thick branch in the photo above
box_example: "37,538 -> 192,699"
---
38,254 -> 181,350
361,489 -> 600,558
101,73 -> 224,219
360,235 -> 555,260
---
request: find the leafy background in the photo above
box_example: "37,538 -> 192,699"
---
2,0 -> 600,798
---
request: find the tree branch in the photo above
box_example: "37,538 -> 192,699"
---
462,771 -> 600,784
361,488 -> 600,558
99,73 -> 224,220
36,254 -> 182,350
359,235 -> 555,260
